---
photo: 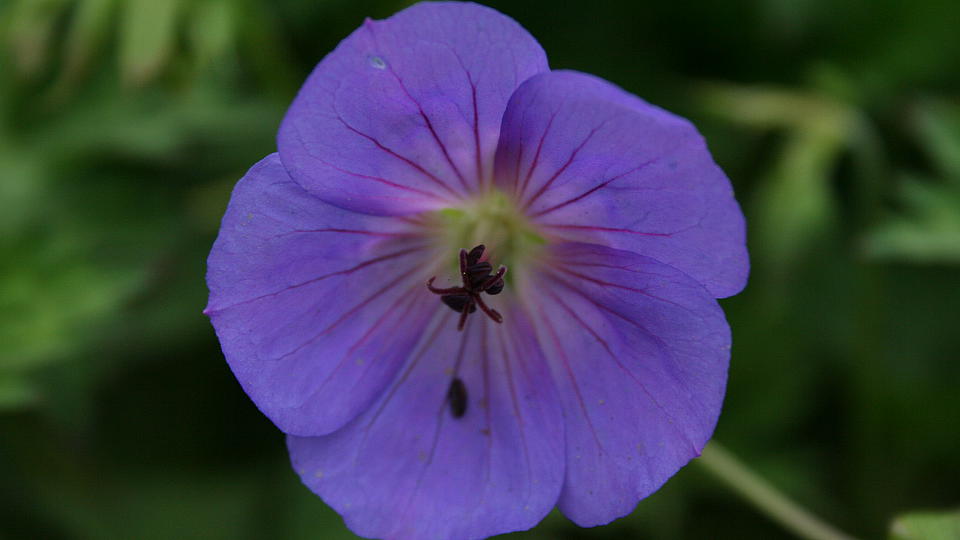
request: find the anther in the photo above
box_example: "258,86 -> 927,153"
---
426,244 -> 508,330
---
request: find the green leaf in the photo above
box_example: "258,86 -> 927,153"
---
699,84 -> 856,277
752,130 -> 840,276
864,175 -> 960,263
913,99 -> 960,183
118,0 -> 182,86
54,0 -> 118,89
3,0 -> 70,77
0,241 -> 143,371
0,373 -> 39,410
890,509 -> 960,540
699,83 -> 854,134
189,0 -> 237,68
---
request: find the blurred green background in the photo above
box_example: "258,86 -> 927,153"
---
1,0 -> 959,538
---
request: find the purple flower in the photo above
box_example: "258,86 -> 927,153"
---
204,2 -> 748,539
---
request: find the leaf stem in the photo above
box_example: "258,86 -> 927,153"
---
697,441 -> 858,540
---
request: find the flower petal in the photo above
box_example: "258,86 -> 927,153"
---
529,242 -> 730,526
494,70 -> 748,298
288,310 -> 565,540
205,154 -> 440,436
278,2 -> 548,215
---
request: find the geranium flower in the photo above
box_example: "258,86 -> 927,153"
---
204,2 -> 748,539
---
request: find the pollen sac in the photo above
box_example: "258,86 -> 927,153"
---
466,261 -> 493,288
485,279 -> 504,295
442,294 -> 476,313
447,377 -> 468,418
466,244 -> 486,266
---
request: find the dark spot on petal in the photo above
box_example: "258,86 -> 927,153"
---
447,378 -> 467,418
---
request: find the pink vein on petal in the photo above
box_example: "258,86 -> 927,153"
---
552,266 -> 696,314
543,284 -> 698,452
480,321 -> 493,486
546,271 -> 704,446
301,283 -> 425,406
500,321 -> 534,498
346,280 -> 426,357
445,48 -> 484,191
336,115 -> 462,198
540,224 -> 675,236
385,68 -> 470,193
345,293 -> 432,400
362,309 -> 451,437
403,319 -> 477,514
276,228 -> 419,238
471,76 -> 483,188
522,122 -> 606,211
272,269 -> 420,362
516,109 -> 558,200
293,124 -> 447,201
529,158 -> 658,218
539,309 -> 604,453
204,245 -> 428,315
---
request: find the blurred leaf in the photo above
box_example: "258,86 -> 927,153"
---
3,0 -> 69,77
753,129 -> 840,276
30,468 -> 265,540
865,99 -> 960,263
912,99 -> 960,183
700,83 -> 854,133
118,0 -> 182,86
864,174 -> 960,262
0,373 -> 39,409
190,0 -> 237,69
234,0 -> 300,98
52,0 -> 118,93
0,145 -> 47,233
0,236 -> 144,370
890,509 -> 960,540
701,84 -> 855,279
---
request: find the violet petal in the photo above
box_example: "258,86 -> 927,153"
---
288,309 -> 565,540
494,70 -> 748,298
205,154 -> 438,436
278,2 -> 549,215
531,241 -> 730,526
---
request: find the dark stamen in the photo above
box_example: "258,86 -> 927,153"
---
426,277 -> 462,295
473,294 -> 502,324
466,245 -> 485,266
480,266 -> 506,293
427,244 -> 507,330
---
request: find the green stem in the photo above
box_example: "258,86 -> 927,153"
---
697,442 -> 858,540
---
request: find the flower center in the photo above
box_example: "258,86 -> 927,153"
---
427,244 -> 507,331
421,190 -> 545,331
433,189 -> 544,274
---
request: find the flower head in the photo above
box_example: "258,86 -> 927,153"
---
205,2 -> 748,539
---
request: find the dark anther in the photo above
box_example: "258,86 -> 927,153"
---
441,295 -> 476,313
466,245 -> 486,265
447,377 -> 467,418
427,244 -> 507,331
